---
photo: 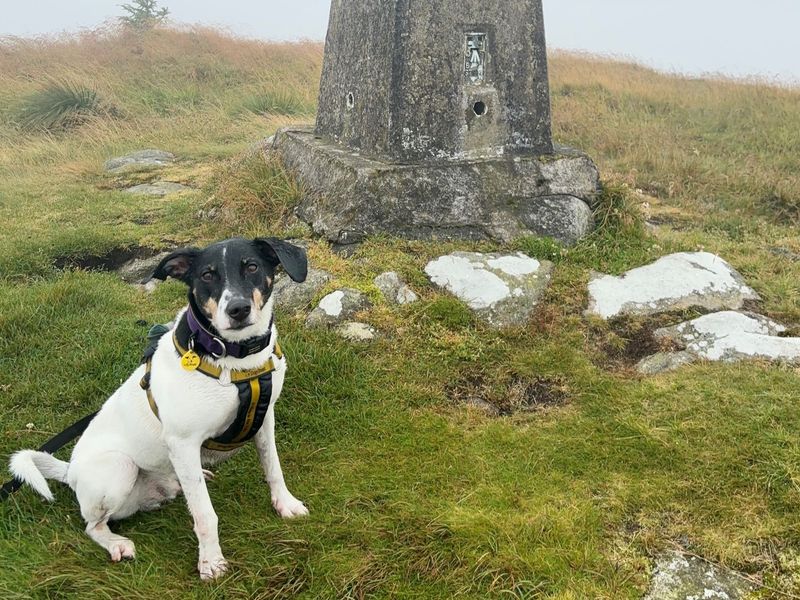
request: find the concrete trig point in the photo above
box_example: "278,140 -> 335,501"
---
273,0 -> 600,248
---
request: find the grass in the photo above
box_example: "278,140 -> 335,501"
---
241,89 -> 316,117
15,79 -> 107,132
1,25 -> 800,599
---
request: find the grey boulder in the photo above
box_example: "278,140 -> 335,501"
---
118,251 -> 172,284
644,551 -> 753,600
105,150 -> 176,173
124,182 -> 191,197
374,271 -> 419,305
306,288 -> 371,328
517,195 -> 594,245
636,351 -> 698,376
274,268 -> 333,313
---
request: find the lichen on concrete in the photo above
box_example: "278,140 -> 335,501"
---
315,0 -> 553,162
276,128 -> 599,246
273,0 -> 600,246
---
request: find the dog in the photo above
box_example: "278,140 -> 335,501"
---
9,237 -> 309,580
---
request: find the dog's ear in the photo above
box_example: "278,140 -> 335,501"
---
150,248 -> 200,283
254,238 -> 308,283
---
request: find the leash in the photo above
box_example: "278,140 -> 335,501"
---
0,411 -> 98,501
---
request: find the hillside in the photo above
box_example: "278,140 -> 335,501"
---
1,26 -> 800,598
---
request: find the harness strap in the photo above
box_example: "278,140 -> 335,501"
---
173,332 -> 283,382
139,346 -> 282,452
202,373 -> 274,452
141,359 -> 160,419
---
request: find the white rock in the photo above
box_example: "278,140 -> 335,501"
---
654,311 -> 800,364
425,252 -> 553,328
426,255 -> 509,309
486,255 -> 541,277
587,252 -> 759,320
336,322 -> 377,342
319,290 -> 345,316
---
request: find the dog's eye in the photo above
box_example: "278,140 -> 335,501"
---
201,271 -> 215,282
246,263 -> 259,274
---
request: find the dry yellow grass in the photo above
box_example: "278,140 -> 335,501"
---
550,51 -> 800,218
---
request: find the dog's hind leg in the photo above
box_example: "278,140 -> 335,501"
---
71,451 -> 139,562
85,519 -> 136,562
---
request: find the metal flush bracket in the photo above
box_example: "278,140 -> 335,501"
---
465,33 -> 487,84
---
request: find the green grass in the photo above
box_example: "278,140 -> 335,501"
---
1,26 -> 800,599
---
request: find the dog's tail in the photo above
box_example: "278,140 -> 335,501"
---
9,451 -> 69,502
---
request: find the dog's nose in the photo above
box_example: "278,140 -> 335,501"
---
226,299 -> 252,322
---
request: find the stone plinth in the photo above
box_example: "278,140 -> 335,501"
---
274,128 -> 599,246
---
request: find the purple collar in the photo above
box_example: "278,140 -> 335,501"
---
180,305 -> 273,360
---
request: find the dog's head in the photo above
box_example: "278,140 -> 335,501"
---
151,237 -> 307,340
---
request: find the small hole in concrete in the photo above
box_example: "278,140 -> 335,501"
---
473,101 -> 487,116
346,92 -> 355,109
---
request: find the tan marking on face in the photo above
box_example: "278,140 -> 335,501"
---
253,288 -> 264,308
203,298 -> 218,319
266,275 -> 273,286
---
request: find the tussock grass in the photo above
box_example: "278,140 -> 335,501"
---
241,89 -> 316,117
15,79 -> 106,132
209,153 -> 304,235
1,25 -> 800,599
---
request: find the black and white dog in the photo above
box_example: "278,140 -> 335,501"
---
10,237 -> 309,580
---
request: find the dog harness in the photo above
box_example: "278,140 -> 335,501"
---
140,306 -> 283,452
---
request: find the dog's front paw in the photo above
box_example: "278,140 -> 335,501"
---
272,493 -> 309,519
198,554 -> 229,581
109,539 -> 136,562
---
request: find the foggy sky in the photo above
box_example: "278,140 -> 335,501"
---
2,0 -> 798,84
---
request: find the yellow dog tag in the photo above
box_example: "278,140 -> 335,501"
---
181,350 -> 201,371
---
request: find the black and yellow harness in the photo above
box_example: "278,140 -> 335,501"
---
140,306 -> 282,452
